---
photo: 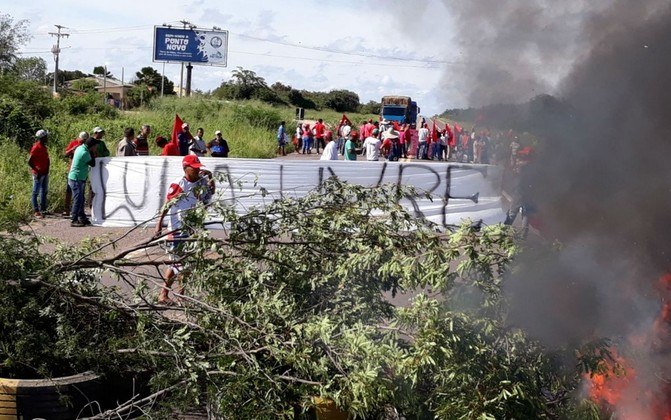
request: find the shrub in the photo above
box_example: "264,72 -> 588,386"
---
0,97 -> 37,146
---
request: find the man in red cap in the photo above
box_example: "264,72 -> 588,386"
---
155,154 -> 215,304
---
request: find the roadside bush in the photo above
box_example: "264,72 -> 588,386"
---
0,97 -> 37,146
230,103 -> 283,131
0,74 -> 53,122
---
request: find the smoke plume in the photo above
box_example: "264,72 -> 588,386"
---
445,0 -> 671,415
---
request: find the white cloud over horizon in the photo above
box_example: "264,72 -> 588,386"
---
6,0 -> 482,114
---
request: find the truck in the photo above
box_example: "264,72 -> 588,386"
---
380,96 -> 420,125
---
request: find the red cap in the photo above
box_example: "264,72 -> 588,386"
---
182,154 -> 203,169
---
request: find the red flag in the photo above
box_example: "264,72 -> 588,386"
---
171,114 -> 184,146
431,121 -> 438,142
444,123 -> 455,147
454,123 -> 462,133
339,113 -> 352,127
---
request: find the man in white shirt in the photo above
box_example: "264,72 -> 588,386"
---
189,127 -> 207,157
320,135 -> 339,161
417,123 -> 430,160
362,128 -> 381,161
155,155 -> 215,304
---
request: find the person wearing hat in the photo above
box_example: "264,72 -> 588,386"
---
207,130 -> 230,158
28,129 -> 51,218
155,154 -> 215,304
91,127 -> 110,157
362,128 -> 382,161
63,131 -> 89,216
177,122 -> 193,156
381,128 -> 402,161
68,136 -> 99,227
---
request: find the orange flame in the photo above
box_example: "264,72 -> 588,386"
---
584,274 -> 671,419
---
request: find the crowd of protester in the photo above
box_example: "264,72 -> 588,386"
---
27,116 -> 528,227
289,116 -> 523,166
27,119 -> 234,226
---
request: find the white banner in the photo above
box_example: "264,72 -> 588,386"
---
90,157 -> 506,228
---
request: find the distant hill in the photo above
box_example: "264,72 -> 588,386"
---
440,94 -> 576,136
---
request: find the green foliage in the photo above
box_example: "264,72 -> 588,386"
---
323,89 -> 360,113
0,180 -> 602,417
69,78 -> 98,92
360,100 -> 381,115
10,56 -> 47,83
0,232 -> 139,379
0,14 -> 30,66
57,91 -> 116,116
0,97 -> 38,146
0,74 -> 54,142
92,65 -> 113,78
230,103 -> 283,131
134,66 -> 175,95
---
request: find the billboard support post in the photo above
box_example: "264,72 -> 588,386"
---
186,63 -> 193,97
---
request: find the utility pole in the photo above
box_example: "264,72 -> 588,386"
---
49,25 -> 69,95
178,19 -> 192,97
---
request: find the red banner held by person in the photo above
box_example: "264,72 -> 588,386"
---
171,114 -> 184,146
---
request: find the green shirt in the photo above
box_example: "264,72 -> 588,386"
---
96,139 -> 110,157
344,139 -> 357,161
68,144 -> 94,181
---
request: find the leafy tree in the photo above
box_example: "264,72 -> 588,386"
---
324,89 -> 360,112
10,57 -> 47,83
93,65 -> 113,78
288,89 -> 317,109
0,74 -> 53,145
361,100 -> 381,115
133,66 -> 175,96
0,14 -> 30,69
69,78 -> 98,92
0,179 -> 607,418
47,69 -> 90,88
270,81 -> 292,93
212,67 -> 276,101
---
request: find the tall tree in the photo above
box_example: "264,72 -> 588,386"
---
11,56 -> 46,83
133,66 -> 174,95
0,14 -> 30,69
92,66 -> 113,78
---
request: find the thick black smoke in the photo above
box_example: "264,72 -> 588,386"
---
474,0 -> 671,414
507,0 -> 671,343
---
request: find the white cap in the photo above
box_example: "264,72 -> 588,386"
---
214,130 -> 222,135
78,131 -> 89,140
182,123 -> 189,129
35,129 -> 48,138
93,126 -> 105,133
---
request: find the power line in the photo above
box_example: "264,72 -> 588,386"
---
27,23 -> 461,66
231,32 -> 457,65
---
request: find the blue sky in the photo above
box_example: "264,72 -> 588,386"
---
6,0 -> 465,115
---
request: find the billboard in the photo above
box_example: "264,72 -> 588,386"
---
153,26 -> 228,66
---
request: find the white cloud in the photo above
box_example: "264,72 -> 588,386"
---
10,0 -> 454,114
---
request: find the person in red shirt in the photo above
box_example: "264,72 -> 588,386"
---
28,129 -> 50,218
313,119 -> 326,153
62,131 -> 89,216
157,136 -> 180,156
